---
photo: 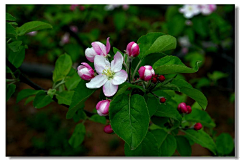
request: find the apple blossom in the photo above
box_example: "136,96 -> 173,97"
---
160,97 -> 166,103
85,37 -> 111,62
59,33 -> 70,46
159,75 -> 165,82
194,123 -> 203,130
86,51 -> 128,97
138,65 -> 155,81
178,102 -> 188,113
77,62 -> 95,81
126,42 -> 140,57
104,124 -> 114,134
186,105 -> 192,114
179,4 -> 201,18
96,99 -> 111,116
199,4 -> 217,15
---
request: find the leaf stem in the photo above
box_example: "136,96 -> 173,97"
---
132,59 -> 142,81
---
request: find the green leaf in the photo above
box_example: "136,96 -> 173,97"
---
6,84 -> 16,101
216,133 -> 234,155
192,17 -> 208,37
153,99 -> 182,129
171,79 -> 208,110
65,70 -> 81,90
7,46 -> 25,68
153,56 -> 201,74
24,96 -> 35,105
159,134 -> 177,156
8,41 -> 22,52
124,132 -> 159,156
182,129 -> 217,155
150,129 -> 177,156
6,13 -> 16,21
66,80 -> 95,119
113,83 -> 144,98
109,94 -> 149,150
184,52 -> 205,68
113,12 -> 126,31
175,136 -> 192,156
184,108 -> 216,128
17,89 -> 41,103
137,32 -> 176,59
17,21 -> 52,36
208,71 -> 228,82
6,22 -> 16,37
63,44 -> 83,62
56,91 -> 74,105
53,54 -> 72,83
151,116 -> 169,128
68,123 -> 86,148
73,109 -> 87,122
167,14 -> 185,36
146,94 -> 159,117
89,114 -> 106,124
33,91 -> 52,108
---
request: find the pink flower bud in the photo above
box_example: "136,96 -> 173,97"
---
178,102 -> 188,113
79,5 -> 85,11
77,62 -> 95,81
70,25 -> 78,33
70,4 -> 78,11
104,124 -> 113,134
186,105 -> 192,114
96,100 -> 111,116
194,123 -> 202,130
126,42 -> 140,57
60,33 -> 70,46
138,65 -> 155,81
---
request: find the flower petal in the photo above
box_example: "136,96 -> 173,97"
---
86,74 -> 107,89
91,41 -> 107,56
112,70 -> 128,85
85,47 -> 97,62
111,51 -> 123,72
103,80 -> 118,97
94,55 -> 110,74
106,37 -> 111,54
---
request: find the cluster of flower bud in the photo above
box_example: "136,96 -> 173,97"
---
178,102 -> 202,131
151,74 -> 165,84
177,102 -> 192,114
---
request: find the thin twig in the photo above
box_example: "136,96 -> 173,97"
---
6,59 -> 97,118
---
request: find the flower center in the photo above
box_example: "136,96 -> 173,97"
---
102,67 -> 115,79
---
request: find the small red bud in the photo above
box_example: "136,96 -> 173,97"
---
186,105 -> 192,114
160,97 -> 166,103
159,75 -> 165,82
153,74 -> 158,78
194,123 -> 202,130
104,124 -> 114,134
152,77 -> 157,83
127,87 -> 132,90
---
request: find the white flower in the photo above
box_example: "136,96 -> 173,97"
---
86,52 -> 128,97
179,4 -> 201,19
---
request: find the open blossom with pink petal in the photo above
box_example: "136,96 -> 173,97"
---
85,37 -> 111,62
138,65 -> 155,81
77,62 -> 95,81
199,4 -> 217,15
86,52 -> 128,97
